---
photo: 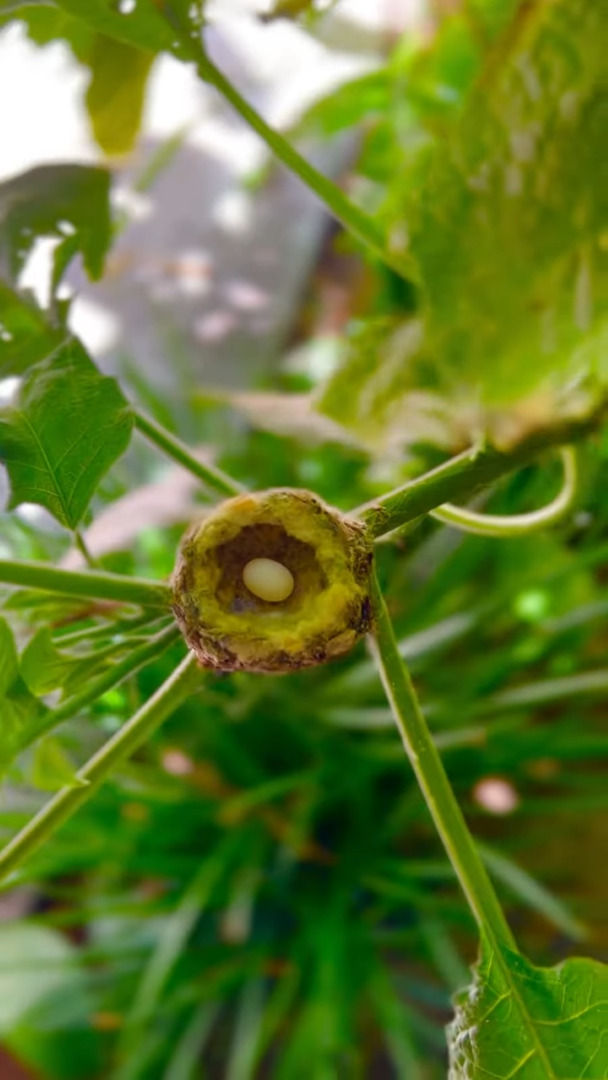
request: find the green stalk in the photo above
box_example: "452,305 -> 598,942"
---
356,415 -> 594,538
55,612 -> 166,646
357,447 -> 514,538
431,447 -> 577,537
0,652 -> 199,886
196,55 -> 417,284
20,622 -> 180,748
134,410 -> 243,498
74,529 -> 98,568
0,559 -> 170,607
368,567 -> 516,952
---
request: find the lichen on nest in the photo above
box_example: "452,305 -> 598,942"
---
171,488 -> 373,673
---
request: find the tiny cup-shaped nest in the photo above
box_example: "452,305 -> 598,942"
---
171,488 -> 373,673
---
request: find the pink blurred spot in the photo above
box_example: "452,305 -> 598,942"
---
473,777 -> 519,815
224,279 -> 270,312
193,310 -> 237,342
162,750 -> 194,776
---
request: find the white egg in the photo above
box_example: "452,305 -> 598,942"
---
242,558 -> 294,603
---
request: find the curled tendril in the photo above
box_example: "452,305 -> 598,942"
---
430,446 -> 578,538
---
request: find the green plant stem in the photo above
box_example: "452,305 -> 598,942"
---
0,652 -> 200,886
55,611 -> 166,646
21,622 -> 180,748
133,409 -> 243,498
0,559 -> 170,607
355,415 -> 597,538
195,55 -> 417,284
431,446 -> 577,537
74,529 -> 98,568
368,567 -> 516,952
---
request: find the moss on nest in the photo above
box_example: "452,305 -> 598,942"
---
171,488 -> 373,673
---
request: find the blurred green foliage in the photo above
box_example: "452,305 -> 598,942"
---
1,390 -> 607,1075
316,0 -> 608,450
0,0 -> 607,1077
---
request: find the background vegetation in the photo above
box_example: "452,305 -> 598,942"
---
0,1 -> 606,1077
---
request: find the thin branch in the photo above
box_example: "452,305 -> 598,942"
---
194,54 -> 418,284
368,566 -> 516,952
74,529 -> 99,568
133,410 -> 243,498
355,411 -> 602,539
0,559 -> 171,607
55,611 -> 166,647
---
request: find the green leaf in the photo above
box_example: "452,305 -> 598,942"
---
0,4 -> 91,57
319,0 -> 608,448
50,0 -> 205,56
0,0 -> 42,15
260,0 -> 320,22
0,922 -> 102,1079
0,162 -> 112,284
85,33 -> 155,155
0,612 -> 19,695
0,282 -> 65,377
297,69 -> 390,139
20,627 -> 109,697
407,1 -> 608,405
0,617 -> 46,769
1,7 -> 183,154
0,922 -> 90,1031
31,736 -> 88,791
39,0 -> 173,52
316,317 -> 437,452
0,8 -> 152,154
448,940 -> 608,1078
0,339 -> 133,528
1,692 -> 46,767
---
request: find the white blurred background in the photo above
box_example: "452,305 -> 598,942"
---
0,1 -> 422,386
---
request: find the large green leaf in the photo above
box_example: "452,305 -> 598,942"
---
0,340 -> 133,528
448,940 -> 608,1078
319,0 -> 608,448
0,163 -> 111,284
409,1 -> 607,403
